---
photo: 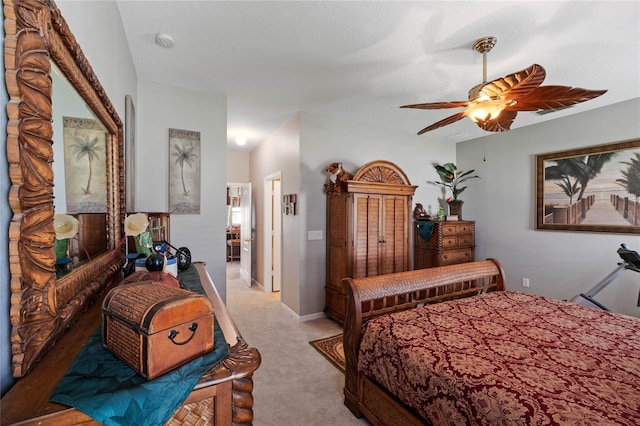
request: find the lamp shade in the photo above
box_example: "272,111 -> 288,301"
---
53,214 -> 79,240
124,213 -> 149,237
465,99 -> 509,123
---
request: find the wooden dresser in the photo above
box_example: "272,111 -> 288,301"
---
1,262 -> 260,426
414,220 -> 475,269
325,160 -> 416,323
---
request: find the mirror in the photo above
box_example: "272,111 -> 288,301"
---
4,0 -> 125,377
52,64 -> 109,276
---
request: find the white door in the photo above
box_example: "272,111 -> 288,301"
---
272,179 -> 282,292
239,183 -> 252,287
263,174 -> 282,293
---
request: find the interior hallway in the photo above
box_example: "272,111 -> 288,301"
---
225,262 -> 368,426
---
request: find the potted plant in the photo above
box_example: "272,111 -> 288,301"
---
431,162 -> 479,219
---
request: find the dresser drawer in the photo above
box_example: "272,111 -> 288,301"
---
440,222 -> 474,235
458,234 -> 474,246
427,221 -> 475,249
438,248 -> 474,265
442,235 -> 475,248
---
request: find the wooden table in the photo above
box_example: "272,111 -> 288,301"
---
1,262 -> 261,425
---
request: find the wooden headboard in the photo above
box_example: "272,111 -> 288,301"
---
342,259 -> 505,419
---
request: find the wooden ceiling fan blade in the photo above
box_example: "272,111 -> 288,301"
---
480,64 -> 546,99
401,101 -> 469,110
475,110 -> 517,132
417,112 -> 466,134
507,86 -> 608,111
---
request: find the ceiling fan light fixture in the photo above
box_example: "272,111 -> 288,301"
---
465,99 -> 509,123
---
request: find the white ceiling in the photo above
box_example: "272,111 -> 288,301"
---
116,1 -> 640,151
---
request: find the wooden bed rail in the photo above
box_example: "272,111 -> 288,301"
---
342,259 -> 505,420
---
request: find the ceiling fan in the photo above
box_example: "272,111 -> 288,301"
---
401,36 -> 607,134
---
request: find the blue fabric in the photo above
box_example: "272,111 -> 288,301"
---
417,220 -> 435,242
50,265 -> 228,426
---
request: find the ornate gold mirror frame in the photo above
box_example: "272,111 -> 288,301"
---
4,0 -> 125,377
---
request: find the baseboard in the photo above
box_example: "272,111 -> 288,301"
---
279,303 -> 326,322
299,312 -> 326,322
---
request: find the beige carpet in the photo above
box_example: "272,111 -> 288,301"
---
310,334 -> 345,372
225,262 -> 368,425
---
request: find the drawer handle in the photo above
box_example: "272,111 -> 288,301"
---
168,322 -> 198,345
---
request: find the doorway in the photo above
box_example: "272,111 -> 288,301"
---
264,173 -> 282,293
226,182 -> 252,287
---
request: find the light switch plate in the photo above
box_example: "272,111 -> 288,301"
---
308,230 -> 323,240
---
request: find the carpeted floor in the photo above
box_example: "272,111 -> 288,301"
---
225,262 -> 368,425
310,334 -> 345,372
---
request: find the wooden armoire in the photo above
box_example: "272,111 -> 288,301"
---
325,160 -> 417,323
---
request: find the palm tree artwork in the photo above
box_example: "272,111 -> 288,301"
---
168,128 -> 201,214
544,153 -> 615,202
172,141 -> 198,196
70,131 -> 103,194
616,152 -> 640,226
538,141 -> 640,232
555,175 -> 581,205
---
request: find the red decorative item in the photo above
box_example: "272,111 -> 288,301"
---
121,271 -> 180,288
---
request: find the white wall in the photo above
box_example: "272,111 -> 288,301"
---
250,115 -> 302,312
458,98 -> 640,317
227,151 -> 250,183
136,80 -> 228,301
298,112 -> 456,316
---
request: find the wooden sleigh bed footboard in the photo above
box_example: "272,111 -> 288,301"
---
342,259 -> 505,425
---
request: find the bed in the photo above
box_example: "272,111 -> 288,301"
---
342,259 -> 640,425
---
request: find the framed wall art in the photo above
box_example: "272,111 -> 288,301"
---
536,138 -> 640,234
168,128 -> 201,214
283,194 -> 297,215
125,95 -> 136,212
63,116 -> 107,213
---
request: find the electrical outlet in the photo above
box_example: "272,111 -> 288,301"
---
522,278 -> 530,288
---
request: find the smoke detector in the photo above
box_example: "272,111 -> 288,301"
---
155,33 -> 175,49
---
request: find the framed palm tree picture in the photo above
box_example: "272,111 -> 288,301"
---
63,116 -> 107,213
169,128 -> 201,214
536,138 -> 640,234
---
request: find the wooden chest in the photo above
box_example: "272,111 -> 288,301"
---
102,282 -> 214,380
414,220 -> 475,269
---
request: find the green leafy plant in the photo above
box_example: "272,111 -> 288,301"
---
431,162 -> 480,201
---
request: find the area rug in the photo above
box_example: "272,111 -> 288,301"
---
310,334 -> 345,373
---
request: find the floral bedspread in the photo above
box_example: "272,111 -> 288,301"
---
358,291 -> 640,425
